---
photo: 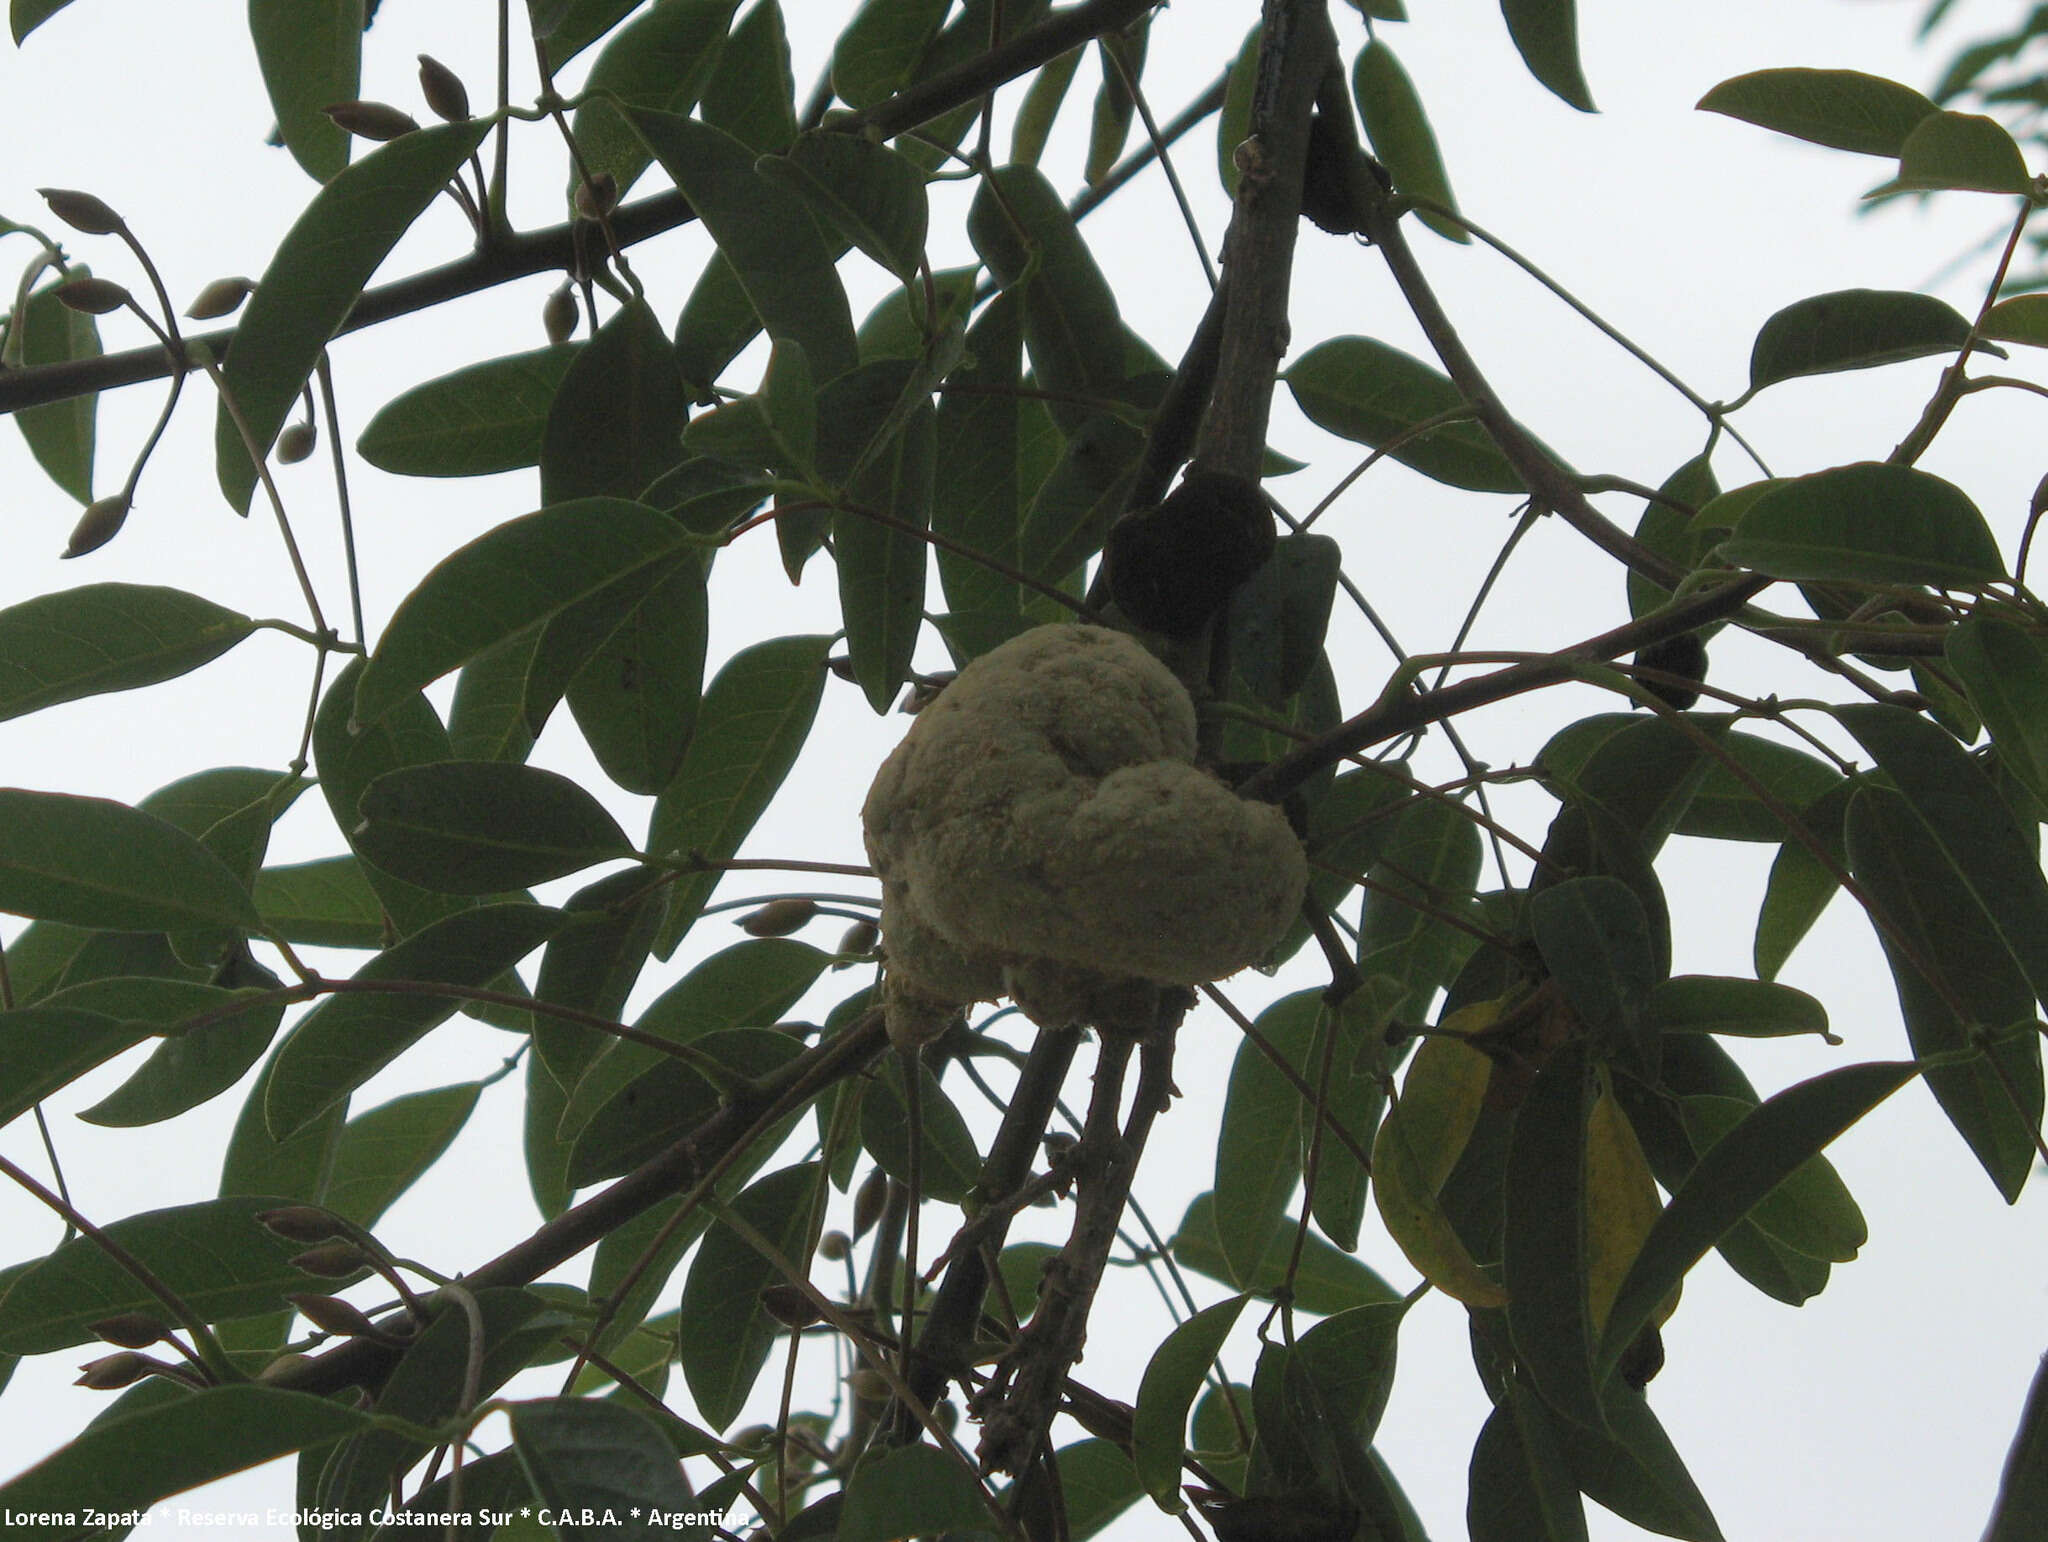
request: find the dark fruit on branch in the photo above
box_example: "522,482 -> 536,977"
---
1300,109 -> 1363,235
1634,631 -> 1709,711
1107,470 -> 1274,638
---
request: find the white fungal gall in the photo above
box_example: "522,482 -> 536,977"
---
861,623 -> 1308,1043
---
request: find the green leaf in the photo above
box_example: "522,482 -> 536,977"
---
0,1385 -> 371,1532
1647,975 -> 1832,1040
1286,336 -> 1525,494
1629,454 -> 1720,619
509,1397 -> 697,1527
631,109 -> 857,383
0,582 -> 255,724
533,865 -> 666,1085
0,1195 -> 366,1353
541,299 -> 688,504
700,0 -> 798,153
561,937 -> 827,1147
1017,412 -> 1143,591
648,634 -> 830,954
1983,293 -> 2048,348
1012,44 -> 1084,167
264,903 -> 567,1140
216,120 -> 489,513
1354,40 -> 1466,240
358,344 -> 582,477
1217,25 -> 1261,198
76,982 -> 285,1128
1721,461 -> 2004,587
255,856 -> 388,949
831,0 -> 949,109
1357,784 -> 1485,1019
1225,532 -> 1343,706
1885,109 -> 2032,194
758,133 -> 929,283
1844,782 -> 2042,1200
1597,1059 -> 1918,1380
1948,614 -> 2048,805
1215,990 -> 1318,1286
678,1162 -> 820,1429
569,1026 -> 801,1186
1133,1294 -> 1247,1508
1504,1040 -> 1602,1429
1469,1378 -> 1590,1542
1672,731 -> 1842,843
1753,779 -> 1852,980
449,627 -> 545,764
1170,1193 -> 1402,1318
968,165 -> 1129,434
1679,1094 -> 1867,1262
353,761 -> 633,893
525,1048 -> 576,1219
836,400 -> 933,712
1499,0 -> 1594,111
1052,1438 -> 1145,1542
1697,68 -> 1936,156
1747,289 -> 1984,394
13,271 -> 99,503
1292,1298 -> 1410,1443
353,498 -> 702,726
248,0 -> 359,183
1529,877 -> 1657,1076
570,0 -> 739,199
529,0 -> 644,63
0,1005 -> 146,1128
933,295 -> 1025,615
11,0 -> 80,44
859,1052 -> 981,1203
1564,1386 -> 1724,1542
322,1082 -> 482,1228
564,554 -> 708,796
1984,1351 -> 2048,1542
0,787 -> 258,931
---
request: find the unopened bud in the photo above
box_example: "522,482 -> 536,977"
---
62,494 -> 130,559
257,1205 -> 347,1243
542,284 -> 578,343
845,1367 -> 891,1402
75,1351 -> 157,1390
257,1352 -> 312,1383
834,919 -> 878,963
276,421 -> 318,463
818,1229 -> 852,1262
759,1283 -> 822,1329
935,1398 -> 959,1434
287,1292 -> 380,1338
731,1423 -> 776,1452
39,187 -> 124,235
417,54 -> 472,121
573,171 -> 617,220
289,1242 -> 370,1278
324,100 -> 421,142
742,897 -> 816,937
852,1166 -> 889,1241
56,276 -> 130,315
186,276 -> 254,320
89,1313 -> 170,1349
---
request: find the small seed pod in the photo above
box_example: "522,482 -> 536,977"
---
75,1352 -> 158,1390
276,421 -> 318,464
186,275 -> 255,320
38,187 -> 124,235
324,100 -> 421,142
759,1283 -> 823,1329
257,1205 -> 348,1243
817,1229 -> 852,1262
574,171 -> 618,220
542,283 -> 578,344
834,918 -> 879,963
62,494 -> 131,559
1107,470 -> 1275,638
741,897 -> 817,937
417,53 -> 472,122
56,276 -> 131,315
288,1242 -> 370,1278
844,1368 -> 892,1403
88,1312 -> 170,1349
1299,108 -> 1364,235
287,1292 -> 382,1339
851,1166 -> 889,1240
1633,631 -> 1709,712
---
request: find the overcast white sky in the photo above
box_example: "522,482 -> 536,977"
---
2,1 -> 2046,1539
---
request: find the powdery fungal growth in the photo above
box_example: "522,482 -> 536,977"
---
862,624 -> 1308,1044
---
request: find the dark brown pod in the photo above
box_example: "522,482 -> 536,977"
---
1107,470 -> 1275,638
1633,630 -> 1709,711
1299,109 -> 1363,235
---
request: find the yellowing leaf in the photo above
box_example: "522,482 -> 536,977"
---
1371,1002 -> 1507,1307
1584,1083 -> 1674,1334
